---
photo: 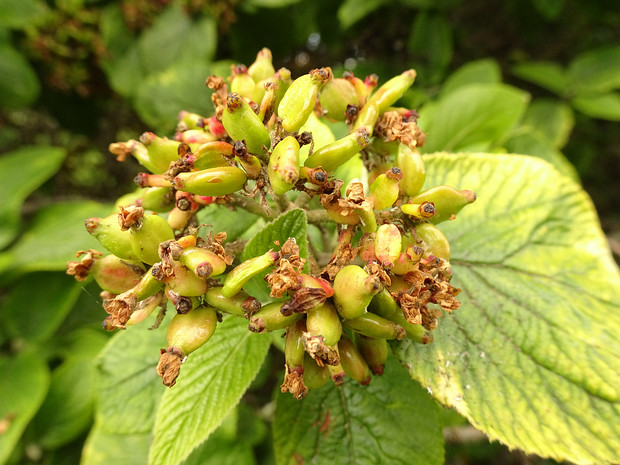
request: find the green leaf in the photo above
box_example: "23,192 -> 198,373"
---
149,316 -> 270,465
0,352 -> 50,465
243,209 -> 308,262
521,99 -> 574,149
571,92 -> 620,121
419,84 -> 529,153
30,357 -> 98,449
337,0 -> 388,29
273,357 -> 444,465
407,12 -> 453,80
195,205 -> 260,242
511,61 -> 568,95
394,153 -> 620,465
134,61 -> 215,132
82,428 -> 151,465
504,130 -> 578,181
1,272 -> 81,342
96,323 -> 168,434
530,0 -> 565,19
0,145 -> 66,250
0,201 -> 113,280
0,43 -> 41,108
568,46 -> 620,94
0,0 -> 49,28
441,59 -> 501,97
180,436 -> 256,465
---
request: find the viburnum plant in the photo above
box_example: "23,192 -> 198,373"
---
65,50 -> 620,465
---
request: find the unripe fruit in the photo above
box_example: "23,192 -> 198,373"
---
128,213 -> 175,265
338,335 -> 371,385
304,128 -> 370,173
222,251 -> 279,298
374,224 -> 402,268
408,186 -> 476,224
414,223 -> 450,261
268,136 -> 300,194
368,289 -> 432,344
319,78 -> 358,121
396,144 -> 425,196
221,92 -> 271,155
303,354 -> 330,390
369,167 -> 402,210
204,286 -> 261,318
91,255 -> 145,294
85,214 -> 139,260
333,265 -> 383,319
306,302 -> 342,347
343,312 -> 406,340
184,141 -> 233,170
139,132 -> 183,174
230,65 -> 255,100
248,301 -> 303,332
353,334 -> 389,376
179,247 -> 227,278
172,166 -> 247,197
248,48 -> 276,83
278,67 -> 332,132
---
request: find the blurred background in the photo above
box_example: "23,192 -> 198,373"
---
1,0 -> 619,464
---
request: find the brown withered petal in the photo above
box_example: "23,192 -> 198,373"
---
266,259 -> 302,298
156,347 -> 184,387
345,182 -> 365,204
396,293 -> 423,325
364,261 -> 391,287
204,230 -> 233,265
118,206 -> 144,231
102,291 -> 138,329
109,141 -> 133,162
302,333 -> 340,367
66,249 -> 102,281
280,365 -> 308,399
242,297 -> 262,317
164,157 -> 192,180
280,287 -> 327,316
206,76 -> 228,121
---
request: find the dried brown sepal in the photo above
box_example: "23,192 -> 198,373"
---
248,317 -> 266,333
102,291 -> 138,329
118,206 -> 144,231
156,347 -> 185,387
266,259 -> 302,298
202,230 -> 234,265
374,111 -> 426,149
320,228 -> 358,281
280,287 -> 327,316
109,141 -> 134,162
66,249 -> 102,281
164,156 -> 192,180
302,333 -> 340,367
242,297 -> 262,317
280,365 -> 308,399
157,240 -> 184,278
206,75 -> 228,121
364,261 -> 391,287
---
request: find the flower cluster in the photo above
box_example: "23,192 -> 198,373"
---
67,49 -> 475,396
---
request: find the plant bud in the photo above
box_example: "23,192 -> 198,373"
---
391,245 -> 424,275
319,78 -> 358,121
172,166 -> 247,197
304,128 -> 370,173
85,214 -> 139,260
222,92 -> 271,155
159,261 -> 208,297
140,187 -> 175,212
126,291 -> 164,326
369,167 -> 402,210
157,305 -> 218,386
184,141 -> 233,170
248,48 -> 276,83
408,186 -> 477,224
179,246 -> 227,279
401,201 -> 436,220
91,254 -> 145,294
303,354 -> 330,390
338,335 -> 371,385
139,132 -> 183,174
248,301 -> 303,333
374,224 -> 402,268
221,251 -> 279,298
368,289 -> 432,344
333,265 -> 383,319
230,64 -> 255,100
177,111 -> 206,131
278,67 -> 332,132
175,128 -> 216,144
204,286 -> 261,318
353,334 -> 389,376
306,302 -> 342,347
343,312 -> 406,340
268,136 -> 300,194
396,144 -> 426,196
414,223 -> 450,261
124,209 -> 175,265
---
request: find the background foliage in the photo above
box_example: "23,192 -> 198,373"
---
1,0 -> 619,464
